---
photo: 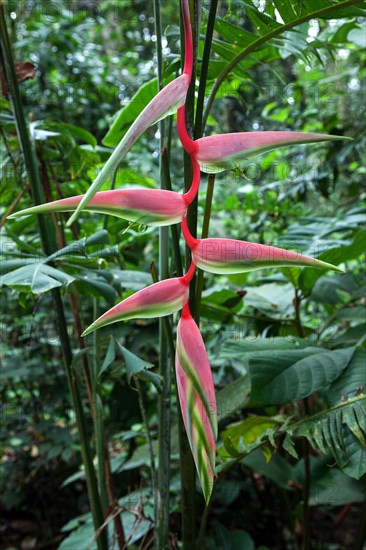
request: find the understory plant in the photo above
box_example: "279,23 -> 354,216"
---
9,0 -> 345,502
1,0 -> 365,548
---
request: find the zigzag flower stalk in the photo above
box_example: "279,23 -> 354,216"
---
10,0 -> 347,505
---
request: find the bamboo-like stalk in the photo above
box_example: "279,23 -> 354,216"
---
0,8 -> 107,549
153,0 -> 172,547
293,289 -> 311,550
193,0 -> 218,328
177,2 -> 201,547
194,0 -> 218,140
93,299 -> 108,513
195,173 -> 215,325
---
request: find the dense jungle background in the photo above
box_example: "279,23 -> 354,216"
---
0,0 -> 365,549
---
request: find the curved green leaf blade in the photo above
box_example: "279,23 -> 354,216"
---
250,347 -> 355,405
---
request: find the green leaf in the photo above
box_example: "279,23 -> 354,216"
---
102,72 -> 176,146
62,123 -> 97,147
109,269 -> 152,291
221,415 -> 278,457
328,350 -> 366,406
99,337 -> 116,377
242,448 -> 299,491
220,337 -> 310,360
215,18 -> 256,48
300,229 -> 366,294
249,347 -> 355,405
0,263 -> 75,294
212,524 -> 255,550
116,342 -> 163,392
103,78 -> 159,147
59,508 -> 152,550
46,230 -> 110,263
216,371 -> 251,422
289,395 -> 366,479
75,273 -> 117,304
309,456 -> 366,506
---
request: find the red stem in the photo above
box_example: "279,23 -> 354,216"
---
183,157 -> 201,205
181,302 -> 191,318
182,260 -> 196,284
181,216 -> 198,249
181,0 -> 193,80
177,105 -> 197,156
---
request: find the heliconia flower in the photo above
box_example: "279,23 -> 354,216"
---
8,188 -> 189,227
194,131 -> 348,173
176,303 -> 217,503
181,218 -> 343,274
82,263 -> 196,337
67,73 -> 190,226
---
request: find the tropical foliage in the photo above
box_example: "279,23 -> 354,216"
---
0,0 -> 365,549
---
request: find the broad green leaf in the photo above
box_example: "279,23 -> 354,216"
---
289,395 -> 366,479
75,274 -> 117,304
221,415 -> 278,458
206,0 -> 365,120
309,457 -> 366,506
103,78 -> 160,147
211,524 -> 255,550
249,347 -> 355,405
300,229 -> 366,293
109,269 -> 152,292
0,263 -> 75,294
59,508 -> 152,550
220,337 -> 311,360
328,350 -> 366,406
242,448 -> 299,490
46,230 -> 110,262
216,371 -> 251,422
215,18 -> 256,48
62,123 -> 97,147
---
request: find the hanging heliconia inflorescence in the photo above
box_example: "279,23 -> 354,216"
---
10,0 -> 344,502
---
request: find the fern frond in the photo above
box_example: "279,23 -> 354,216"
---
285,394 -> 366,478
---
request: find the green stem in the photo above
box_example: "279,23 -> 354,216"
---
197,497 -> 212,547
0,8 -> 107,549
134,375 -> 158,496
154,0 -> 171,547
93,299 -> 108,514
103,168 -> 117,230
193,0 -> 218,331
178,2 -> 201,547
293,289 -> 311,550
194,0 -> 218,139
53,293 -> 108,550
195,173 -> 215,325
202,0 -> 364,130
302,397 -> 311,550
161,146 -> 183,276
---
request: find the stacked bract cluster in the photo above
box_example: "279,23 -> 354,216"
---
11,0 -> 343,501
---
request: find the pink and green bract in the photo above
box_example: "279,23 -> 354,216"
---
9,188 -> 189,227
11,0 -> 346,503
82,264 -> 195,337
176,304 -> 217,503
181,218 -> 343,275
